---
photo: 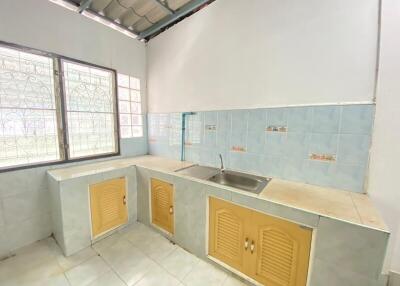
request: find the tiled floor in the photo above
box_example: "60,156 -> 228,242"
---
0,222 -> 247,286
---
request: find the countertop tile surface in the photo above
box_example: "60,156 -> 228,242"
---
48,155 -> 388,232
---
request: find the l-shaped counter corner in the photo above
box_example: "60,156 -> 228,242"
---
47,155 -> 390,286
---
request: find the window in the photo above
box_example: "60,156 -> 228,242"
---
62,60 -> 118,158
0,46 -> 60,168
117,73 -> 143,138
0,42 -> 120,171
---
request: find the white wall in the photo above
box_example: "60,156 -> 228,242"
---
147,0 -> 379,113
368,0 -> 400,274
0,0 -> 147,257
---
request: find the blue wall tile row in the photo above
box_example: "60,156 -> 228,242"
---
148,104 -> 375,193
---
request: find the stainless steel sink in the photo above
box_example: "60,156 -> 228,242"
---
176,165 -> 270,194
175,165 -> 219,180
207,170 -> 270,194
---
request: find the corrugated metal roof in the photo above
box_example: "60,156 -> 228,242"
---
63,0 -> 213,40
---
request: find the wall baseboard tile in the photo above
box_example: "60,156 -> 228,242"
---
389,271 -> 400,286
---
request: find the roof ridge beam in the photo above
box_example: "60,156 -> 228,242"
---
138,0 -> 210,40
78,0 -> 93,13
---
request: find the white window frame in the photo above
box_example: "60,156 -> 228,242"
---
0,41 -> 121,172
117,73 -> 143,139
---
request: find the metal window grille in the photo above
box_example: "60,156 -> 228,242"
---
0,46 -> 60,168
62,60 -> 118,158
0,41 -> 120,171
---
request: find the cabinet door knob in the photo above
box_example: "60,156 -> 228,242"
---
169,206 -> 174,214
244,238 -> 249,250
250,240 -> 255,254
123,195 -> 126,205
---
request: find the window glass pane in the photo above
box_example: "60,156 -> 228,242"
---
63,60 -> 117,158
129,76 -> 140,90
120,126 -> 132,139
0,46 -> 60,169
119,100 -> 130,113
131,114 -> 142,125
130,89 -> 140,102
119,114 -> 131,125
132,126 -> 143,137
117,73 -> 142,138
118,87 -> 129,101
131,102 -> 141,114
117,74 -> 129,88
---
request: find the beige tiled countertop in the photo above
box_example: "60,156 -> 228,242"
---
259,179 -> 387,231
47,155 -> 193,181
48,155 -> 388,232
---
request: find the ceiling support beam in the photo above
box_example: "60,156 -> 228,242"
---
151,0 -> 174,15
138,0 -> 210,39
78,0 -> 92,13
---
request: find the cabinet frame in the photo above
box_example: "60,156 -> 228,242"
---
207,196 -> 314,286
149,178 -> 175,234
89,177 -> 128,239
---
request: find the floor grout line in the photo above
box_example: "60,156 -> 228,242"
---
97,255 -> 129,286
0,222 -> 244,286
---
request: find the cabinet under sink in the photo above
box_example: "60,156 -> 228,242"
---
208,197 -> 312,286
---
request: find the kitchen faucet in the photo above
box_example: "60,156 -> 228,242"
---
219,153 -> 225,172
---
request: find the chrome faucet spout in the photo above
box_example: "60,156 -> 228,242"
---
219,154 -> 225,172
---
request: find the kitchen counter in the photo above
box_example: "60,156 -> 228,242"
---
259,179 -> 387,231
47,155 -> 388,232
47,155 -> 194,181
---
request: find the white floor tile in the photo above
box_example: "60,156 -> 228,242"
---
65,256 -> 111,286
121,223 -> 160,247
0,239 -> 64,286
97,238 -> 157,286
56,246 -> 97,271
140,234 -> 177,263
222,275 -> 248,286
134,264 -> 181,286
92,231 -> 124,254
160,248 -> 200,280
183,260 -> 228,286
0,222 -> 246,286
87,271 -> 126,286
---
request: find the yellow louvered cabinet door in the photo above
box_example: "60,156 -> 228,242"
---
90,178 -> 128,238
209,197 -> 252,273
248,211 -> 312,286
151,178 -> 174,234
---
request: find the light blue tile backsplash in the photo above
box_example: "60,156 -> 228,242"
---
148,104 -> 375,193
